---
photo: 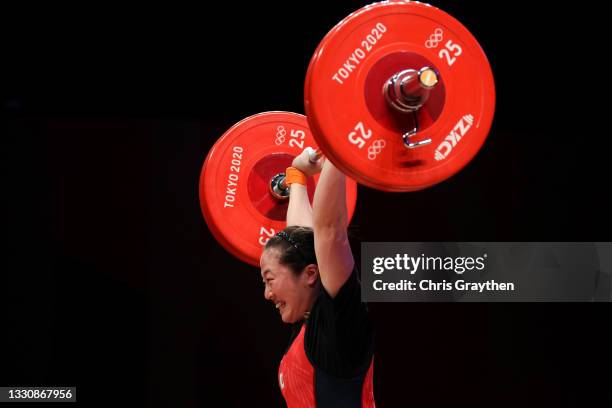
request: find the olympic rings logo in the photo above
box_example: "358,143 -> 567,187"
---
425,28 -> 444,48
367,139 -> 386,160
275,126 -> 287,145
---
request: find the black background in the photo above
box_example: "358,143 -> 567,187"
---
2,1 -> 610,407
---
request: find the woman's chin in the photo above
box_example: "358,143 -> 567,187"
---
280,309 -> 295,323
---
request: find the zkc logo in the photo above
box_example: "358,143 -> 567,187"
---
435,114 -> 474,161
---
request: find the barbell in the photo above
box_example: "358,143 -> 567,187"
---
200,1 -> 495,265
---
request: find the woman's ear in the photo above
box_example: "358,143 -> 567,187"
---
304,264 -> 319,286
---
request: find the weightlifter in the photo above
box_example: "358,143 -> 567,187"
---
260,148 -> 375,407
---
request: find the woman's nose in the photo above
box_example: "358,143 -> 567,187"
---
264,287 -> 273,300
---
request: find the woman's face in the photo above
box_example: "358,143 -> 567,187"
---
260,247 -> 317,323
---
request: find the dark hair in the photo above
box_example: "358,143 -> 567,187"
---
264,226 -> 317,275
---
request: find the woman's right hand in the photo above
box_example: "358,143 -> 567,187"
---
291,147 -> 324,177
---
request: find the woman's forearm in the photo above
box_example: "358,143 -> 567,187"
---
312,159 -> 347,229
286,183 -> 313,227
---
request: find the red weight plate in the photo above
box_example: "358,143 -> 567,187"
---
305,1 -> 495,191
199,112 -> 358,267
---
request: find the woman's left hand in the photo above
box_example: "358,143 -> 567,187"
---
291,147 -> 324,177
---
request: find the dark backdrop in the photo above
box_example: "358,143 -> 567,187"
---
2,1 -> 610,407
